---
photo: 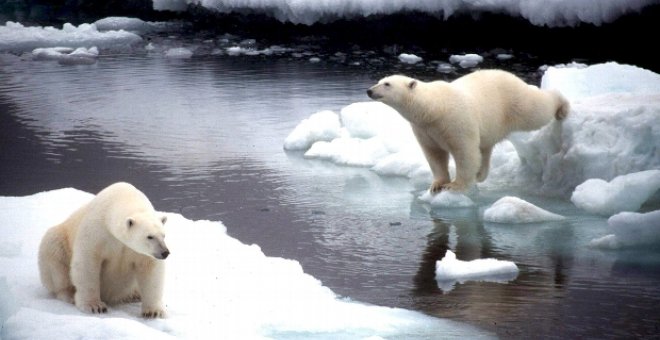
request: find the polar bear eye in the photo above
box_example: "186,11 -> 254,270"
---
384,82 -> 390,87
147,235 -> 154,240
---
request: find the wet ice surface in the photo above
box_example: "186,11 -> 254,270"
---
1,46 -> 660,338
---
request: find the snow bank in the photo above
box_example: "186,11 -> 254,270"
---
484,196 -> 564,223
514,62 -> 660,195
0,189 -> 491,339
153,0 -> 656,27
286,62 -> 660,201
571,170 -> 660,216
435,250 -> 519,292
589,210 -> 660,249
0,21 -> 142,53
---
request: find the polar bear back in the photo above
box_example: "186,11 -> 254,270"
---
449,70 -> 562,146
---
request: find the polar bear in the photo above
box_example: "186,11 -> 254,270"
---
367,70 -> 569,192
38,182 -> 169,318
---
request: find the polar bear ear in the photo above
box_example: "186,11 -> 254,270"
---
126,218 -> 135,228
161,215 -> 168,225
408,80 -> 417,90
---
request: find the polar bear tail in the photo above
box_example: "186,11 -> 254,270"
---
554,91 -> 570,121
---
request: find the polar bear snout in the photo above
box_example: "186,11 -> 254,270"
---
366,88 -> 382,100
158,249 -> 170,260
152,239 -> 170,260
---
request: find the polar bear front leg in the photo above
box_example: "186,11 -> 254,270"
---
476,146 -> 493,182
443,140 -> 481,192
412,126 -> 450,193
71,255 -> 108,314
137,262 -> 166,318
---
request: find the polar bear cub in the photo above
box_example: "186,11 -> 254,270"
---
38,182 -> 169,318
367,70 -> 569,192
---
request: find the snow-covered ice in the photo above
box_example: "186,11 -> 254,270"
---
435,250 -> 519,292
517,62 -> 660,195
449,53 -> 484,68
153,0 -> 657,27
419,191 -> 475,209
589,210 -> 660,250
0,21 -> 141,53
0,189 -> 492,339
484,196 -> 565,223
398,53 -> 422,64
571,170 -> 660,216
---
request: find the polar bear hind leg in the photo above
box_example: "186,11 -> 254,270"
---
38,227 -> 75,304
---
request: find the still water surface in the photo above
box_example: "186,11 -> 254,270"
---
1,54 -> 659,338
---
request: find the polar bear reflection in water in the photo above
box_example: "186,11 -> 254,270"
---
38,182 -> 169,318
368,70 -> 569,193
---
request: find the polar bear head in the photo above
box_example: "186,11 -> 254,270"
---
119,212 -> 170,260
366,74 -> 418,108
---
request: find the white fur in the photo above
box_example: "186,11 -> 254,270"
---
38,182 -> 169,318
368,70 -> 569,192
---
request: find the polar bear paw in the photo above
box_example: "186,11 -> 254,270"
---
439,181 -> 468,192
142,306 -> 166,319
429,179 -> 451,193
77,299 -> 108,314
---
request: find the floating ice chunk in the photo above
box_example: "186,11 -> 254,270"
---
283,110 -> 342,151
32,46 -> 99,65
436,62 -> 455,73
226,45 -> 287,56
589,210 -> 660,249
32,47 -> 74,60
419,190 -> 475,208
93,17 -> 154,33
165,47 -> 193,59
484,196 -> 564,223
449,53 -> 483,68
0,21 -> 141,52
496,53 -> 513,60
398,53 -> 422,64
309,57 -> 321,63
571,170 -> 660,216
226,46 -> 247,56
435,250 -> 519,292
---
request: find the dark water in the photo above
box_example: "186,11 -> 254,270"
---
1,53 -> 660,339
